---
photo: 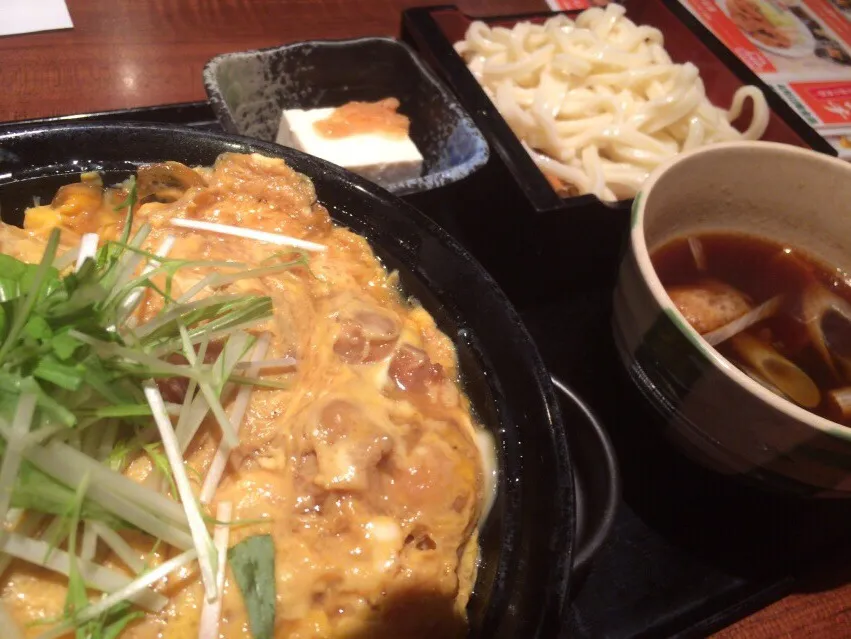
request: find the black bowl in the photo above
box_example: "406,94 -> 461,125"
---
552,377 -> 619,584
0,123 -> 573,638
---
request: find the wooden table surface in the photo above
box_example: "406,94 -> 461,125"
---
2,1 -> 851,637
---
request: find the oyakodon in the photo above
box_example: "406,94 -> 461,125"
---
0,152 -> 492,638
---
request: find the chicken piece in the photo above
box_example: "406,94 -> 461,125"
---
667,279 -> 753,334
334,307 -> 401,364
310,399 -> 393,491
388,344 -> 445,393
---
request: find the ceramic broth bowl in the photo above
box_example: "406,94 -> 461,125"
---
613,141 -> 851,497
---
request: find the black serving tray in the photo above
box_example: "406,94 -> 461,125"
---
4,100 -> 851,638
3,102 -> 223,130
399,2 -> 837,298
522,291 -> 851,638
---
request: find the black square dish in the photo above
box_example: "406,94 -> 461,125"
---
203,37 -> 489,196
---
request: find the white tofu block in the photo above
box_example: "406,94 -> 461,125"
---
275,107 -> 423,188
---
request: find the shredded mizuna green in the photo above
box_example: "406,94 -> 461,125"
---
0,167 -> 306,636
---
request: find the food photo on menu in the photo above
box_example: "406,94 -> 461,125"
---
678,0 -> 851,154
4,0 -> 851,638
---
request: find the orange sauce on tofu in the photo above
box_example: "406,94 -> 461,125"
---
313,98 -> 410,139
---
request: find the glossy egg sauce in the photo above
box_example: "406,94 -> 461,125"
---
0,153 -> 494,638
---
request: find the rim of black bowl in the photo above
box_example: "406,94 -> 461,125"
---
0,122 -> 574,637
201,36 -> 491,196
551,376 -> 620,577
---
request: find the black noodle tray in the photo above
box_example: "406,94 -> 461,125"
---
400,1 -> 836,302
5,101 -> 851,638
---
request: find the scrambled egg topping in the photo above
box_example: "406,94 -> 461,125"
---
0,154 -> 484,638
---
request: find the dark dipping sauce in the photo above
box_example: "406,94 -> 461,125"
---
652,232 -> 851,426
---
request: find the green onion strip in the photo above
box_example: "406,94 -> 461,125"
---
0,171 -> 307,633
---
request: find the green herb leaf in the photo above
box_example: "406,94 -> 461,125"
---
78,404 -> 151,419
0,228 -> 61,365
106,438 -> 138,473
143,443 -> 178,499
51,331 -> 83,360
115,176 -> 138,248
0,252 -> 61,305
6,448 -> 126,528
63,473 -> 90,632
0,254 -> 29,288
99,604 -> 145,639
33,356 -> 83,391
202,513 -> 270,527
228,535 -> 276,639
0,166 -> 302,634
24,315 -> 52,341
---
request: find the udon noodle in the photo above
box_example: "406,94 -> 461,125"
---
455,4 -> 770,201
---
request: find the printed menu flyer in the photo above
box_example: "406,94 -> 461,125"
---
545,0 -> 608,10
675,0 -> 851,157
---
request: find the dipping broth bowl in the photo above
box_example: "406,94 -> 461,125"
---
613,141 -> 851,496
